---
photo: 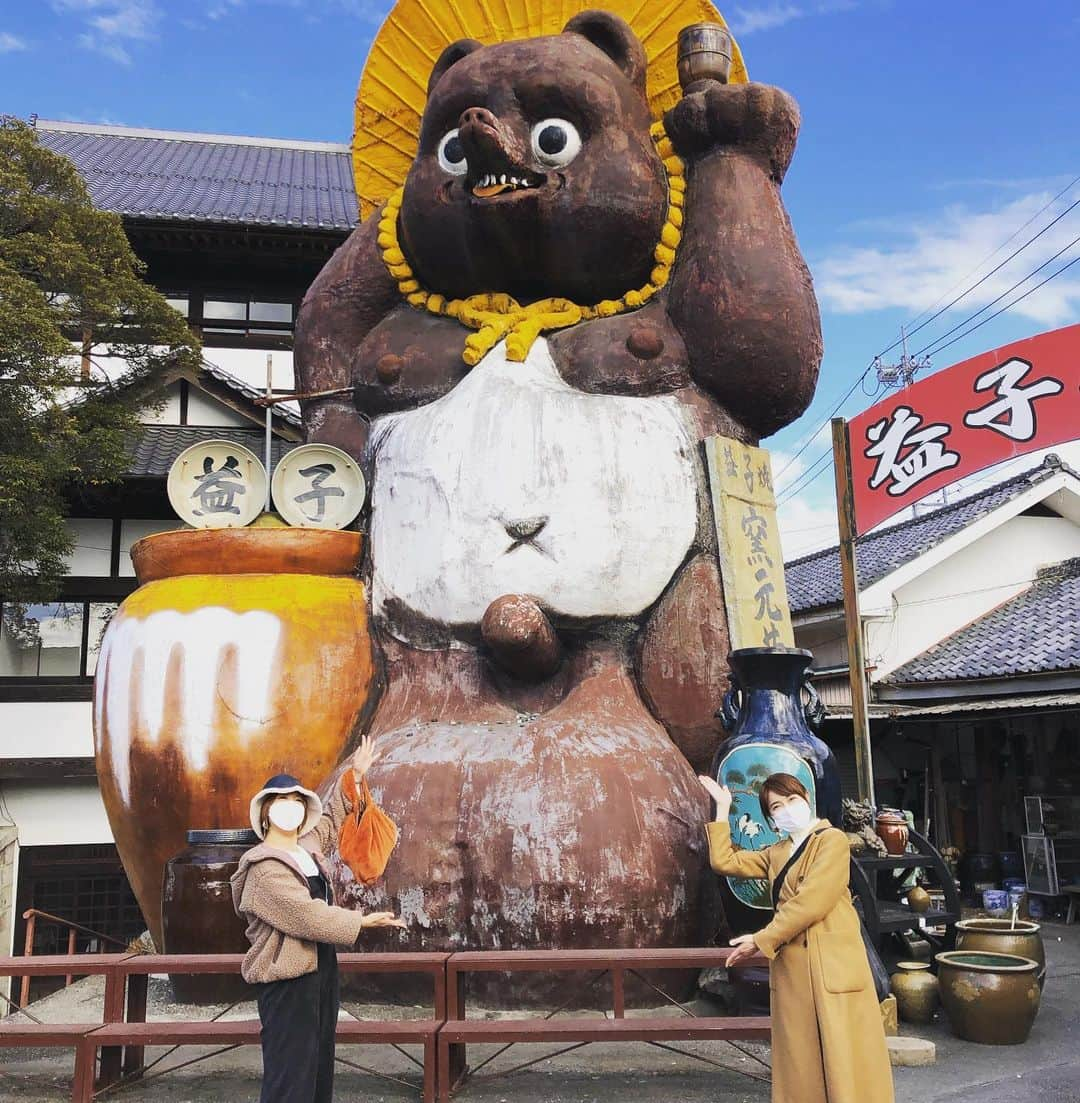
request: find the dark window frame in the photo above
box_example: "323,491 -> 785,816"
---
0,597 -> 122,685
164,287 -> 299,350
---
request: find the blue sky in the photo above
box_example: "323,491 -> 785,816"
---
2,0 -> 1079,554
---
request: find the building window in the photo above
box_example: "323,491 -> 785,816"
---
0,601 -> 118,680
204,297 -> 248,322
201,296 -> 294,341
165,293 -> 190,318
249,301 -> 293,324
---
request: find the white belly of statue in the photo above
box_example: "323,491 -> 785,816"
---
367,338 -> 699,636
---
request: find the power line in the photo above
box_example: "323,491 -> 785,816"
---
779,180 -> 1080,485
777,447 -> 834,504
914,231 -> 1080,358
775,368 -> 880,480
899,183 -> 1080,342
918,251 -> 1080,360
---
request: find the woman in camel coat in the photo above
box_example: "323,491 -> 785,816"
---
699,772 -> 893,1103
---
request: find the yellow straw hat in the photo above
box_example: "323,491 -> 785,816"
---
352,0 -> 747,220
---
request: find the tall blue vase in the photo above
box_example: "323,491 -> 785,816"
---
710,646 -> 842,934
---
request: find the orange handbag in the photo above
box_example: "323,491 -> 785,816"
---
339,770 -> 399,885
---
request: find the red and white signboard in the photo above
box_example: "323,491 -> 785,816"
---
847,323 -> 1080,535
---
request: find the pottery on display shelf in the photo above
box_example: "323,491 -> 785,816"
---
874,808 -> 909,855
982,888 -> 1009,916
907,884 -> 932,914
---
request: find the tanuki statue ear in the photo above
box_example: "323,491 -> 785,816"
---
427,39 -> 484,97
562,10 -> 647,94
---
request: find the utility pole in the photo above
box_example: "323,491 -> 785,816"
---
832,417 -> 876,807
873,326 -> 931,389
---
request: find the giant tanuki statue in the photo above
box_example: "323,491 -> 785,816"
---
293,7 -> 821,986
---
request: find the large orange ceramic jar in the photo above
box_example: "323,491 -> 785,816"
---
92,528 -> 374,950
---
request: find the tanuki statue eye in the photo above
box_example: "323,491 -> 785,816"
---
438,129 -> 467,175
530,119 -> 581,168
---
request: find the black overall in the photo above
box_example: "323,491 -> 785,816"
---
255,869 -> 339,1103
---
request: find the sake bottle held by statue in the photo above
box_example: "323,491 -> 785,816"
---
709,646 -> 842,935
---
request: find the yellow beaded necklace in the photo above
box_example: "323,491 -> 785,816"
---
377,121 -> 684,367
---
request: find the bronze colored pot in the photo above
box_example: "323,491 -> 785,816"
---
907,884 -> 932,913
890,961 -> 938,1024
162,829 -> 257,1003
935,951 -> 1041,1045
93,528 -> 374,950
956,918 -> 1046,990
875,808 -> 909,855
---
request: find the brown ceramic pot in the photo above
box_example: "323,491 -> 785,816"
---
935,951 -> 1041,1045
955,918 -> 1046,990
875,808 -> 909,855
93,528 -> 374,950
162,829 -> 258,1002
889,961 -> 938,1024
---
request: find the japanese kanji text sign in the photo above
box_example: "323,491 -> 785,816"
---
705,436 -> 795,649
848,324 -> 1080,534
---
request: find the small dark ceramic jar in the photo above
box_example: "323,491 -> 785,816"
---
162,828 -> 259,1004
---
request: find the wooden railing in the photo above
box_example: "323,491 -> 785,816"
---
18,908 -> 130,1008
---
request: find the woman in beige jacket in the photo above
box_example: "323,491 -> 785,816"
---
231,736 -> 404,1103
699,771 -> 893,1103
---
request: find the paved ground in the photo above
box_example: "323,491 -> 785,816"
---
3,920 -> 1079,1102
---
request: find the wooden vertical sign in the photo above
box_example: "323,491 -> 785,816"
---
704,435 -> 794,651
831,417 -> 876,807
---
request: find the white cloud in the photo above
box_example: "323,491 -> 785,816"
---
777,493 -> 840,559
816,190 -> 1080,327
729,1 -> 857,36
0,31 -> 28,51
53,1 -> 159,65
730,3 -> 804,34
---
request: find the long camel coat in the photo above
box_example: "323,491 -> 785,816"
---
707,821 -> 894,1103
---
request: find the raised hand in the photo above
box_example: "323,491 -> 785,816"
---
698,775 -> 733,820
663,81 -> 799,182
351,734 -> 381,779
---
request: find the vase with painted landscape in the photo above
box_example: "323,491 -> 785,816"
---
710,647 -> 841,933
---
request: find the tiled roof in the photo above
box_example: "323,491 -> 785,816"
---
885,558 -> 1080,683
35,120 -> 358,231
199,360 -> 301,426
127,425 -> 299,478
785,456 -> 1074,613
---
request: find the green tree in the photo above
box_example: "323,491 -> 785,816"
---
0,117 -> 199,602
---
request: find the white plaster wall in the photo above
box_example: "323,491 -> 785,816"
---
138,382 -> 183,425
184,388 -> 253,428
0,781 -> 113,847
0,701 -> 94,759
867,514 -> 1080,678
64,518 -> 113,576
793,618 -> 848,669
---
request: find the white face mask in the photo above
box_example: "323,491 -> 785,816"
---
771,798 -> 813,836
267,799 -> 306,833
